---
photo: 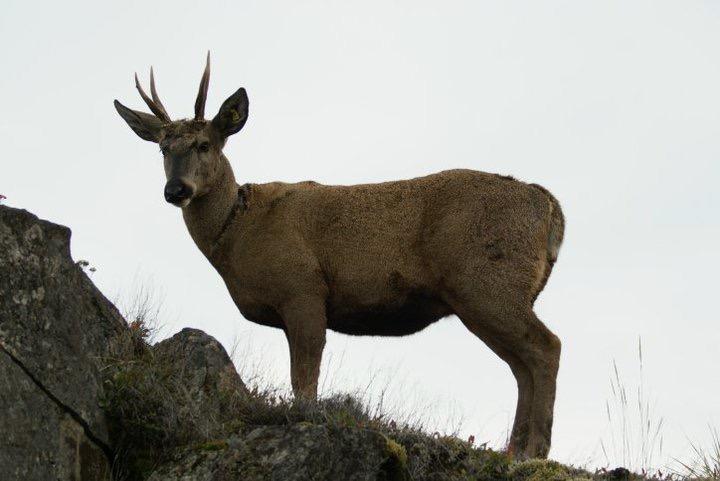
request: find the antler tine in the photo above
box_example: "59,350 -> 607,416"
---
135,72 -> 171,122
194,51 -> 211,120
149,67 -> 171,121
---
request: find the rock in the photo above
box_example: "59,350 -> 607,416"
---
0,206 -> 125,479
153,327 -> 248,406
142,327 -> 249,441
606,467 -> 631,480
101,327 -> 250,479
148,423 -> 409,481
0,351 -> 111,481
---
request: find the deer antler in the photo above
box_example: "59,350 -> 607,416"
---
194,51 -> 211,120
135,68 -> 171,122
149,68 -> 170,121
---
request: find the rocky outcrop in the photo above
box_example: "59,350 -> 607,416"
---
0,205 -> 410,481
148,424 -> 408,481
102,327 -> 250,480
0,206 -> 252,480
0,349 -> 111,480
0,206 -> 125,480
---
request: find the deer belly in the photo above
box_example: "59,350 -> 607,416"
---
325,288 -> 452,336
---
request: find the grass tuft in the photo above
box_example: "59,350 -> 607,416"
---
600,338 -> 664,474
673,426 -> 720,481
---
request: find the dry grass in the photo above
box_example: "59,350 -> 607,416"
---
600,338 -> 664,476
114,282 -> 166,344
673,427 -> 720,481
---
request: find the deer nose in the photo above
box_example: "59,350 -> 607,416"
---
164,180 -> 192,205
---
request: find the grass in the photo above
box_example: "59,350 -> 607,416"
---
594,338 -> 720,481
113,281 -> 166,344
673,427 -> 720,481
599,338 -> 664,476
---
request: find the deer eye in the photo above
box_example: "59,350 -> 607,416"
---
198,142 -> 210,153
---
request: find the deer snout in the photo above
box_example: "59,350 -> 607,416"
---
164,180 -> 194,206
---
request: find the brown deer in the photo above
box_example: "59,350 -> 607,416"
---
114,55 -> 565,458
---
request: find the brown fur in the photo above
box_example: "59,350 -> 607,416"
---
114,65 -> 565,458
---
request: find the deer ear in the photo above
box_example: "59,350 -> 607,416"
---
114,100 -> 164,142
212,88 -> 248,138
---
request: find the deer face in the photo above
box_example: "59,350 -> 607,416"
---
114,54 -> 248,207
157,120 -> 227,207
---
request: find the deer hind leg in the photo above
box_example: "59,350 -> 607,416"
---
454,303 -> 560,459
281,297 -> 327,400
521,311 -> 561,459
456,310 -> 534,455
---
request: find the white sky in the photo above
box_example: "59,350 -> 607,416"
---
2,0 -> 718,470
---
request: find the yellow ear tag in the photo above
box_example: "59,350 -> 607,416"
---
230,110 -> 241,124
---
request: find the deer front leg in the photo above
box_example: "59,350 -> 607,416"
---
281,297 -> 327,399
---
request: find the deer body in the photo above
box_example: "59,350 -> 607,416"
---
115,56 -> 565,458
193,168 -> 557,336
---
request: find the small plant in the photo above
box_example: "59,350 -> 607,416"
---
115,282 -> 165,344
76,259 -> 97,274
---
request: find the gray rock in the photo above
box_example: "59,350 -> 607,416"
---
0,206 -> 124,478
0,350 -> 111,481
154,327 -> 248,404
148,423 -> 409,481
137,327 -> 249,442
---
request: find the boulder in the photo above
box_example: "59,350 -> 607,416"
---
0,351 -> 111,480
148,423 -> 409,481
154,327 -> 248,408
0,206 -> 125,479
102,327 -> 249,456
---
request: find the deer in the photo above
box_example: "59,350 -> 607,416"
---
114,54 -> 565,459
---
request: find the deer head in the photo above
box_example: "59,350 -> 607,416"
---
114,53 -> 248,207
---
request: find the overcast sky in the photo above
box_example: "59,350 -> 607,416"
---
2,0 -> 718,470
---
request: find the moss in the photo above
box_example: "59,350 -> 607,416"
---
474,448 -> 513,481
381,435 -> 410,481
385,436 -> 408,466
330,408 -> 361,428
509,459 -> 593,481
510,459 -> 565,480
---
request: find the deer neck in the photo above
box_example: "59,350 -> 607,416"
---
181,156 -> 239,260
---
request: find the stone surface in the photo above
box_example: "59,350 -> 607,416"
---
154,327 -> 248,403
0,350 -> 111,481
0,205 -> 123,479
148,423 -> 408,481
